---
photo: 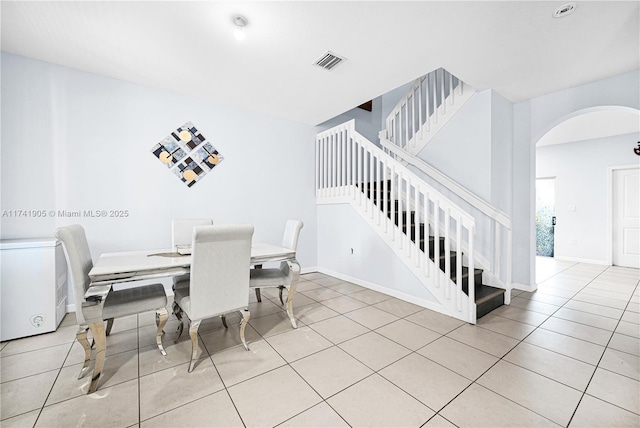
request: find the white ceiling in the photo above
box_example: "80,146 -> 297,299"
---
1,1 -> 639,126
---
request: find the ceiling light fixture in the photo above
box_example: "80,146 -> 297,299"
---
553,3 -> 576,18
233,15 -> 248,41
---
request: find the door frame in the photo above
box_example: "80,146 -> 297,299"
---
535,176 -> 557,258
607,164 -> 640,266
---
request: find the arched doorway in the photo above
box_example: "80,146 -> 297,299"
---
533,106 -> 640,280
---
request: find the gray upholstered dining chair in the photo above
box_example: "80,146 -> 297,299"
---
172,224 -> 254,372
249,220 -> 303,329
54,224 -> 169,380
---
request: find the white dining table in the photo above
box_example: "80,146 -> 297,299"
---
83,243 -> 298,393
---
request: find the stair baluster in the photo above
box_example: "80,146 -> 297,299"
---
317,117 -> 507,323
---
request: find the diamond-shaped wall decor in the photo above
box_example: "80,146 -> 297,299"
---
151,122 -> 223,187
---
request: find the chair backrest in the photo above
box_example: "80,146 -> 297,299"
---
54,224 -> 93,326
281,220 -> 304,251
171,219 -> 213,249
189,224 -> 254,320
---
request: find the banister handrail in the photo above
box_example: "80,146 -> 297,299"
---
316,119 -> 480,322
383,68 -> 474,155
348,120 -> 476,227
316,70 -> 514,323
380,136 -> 512,230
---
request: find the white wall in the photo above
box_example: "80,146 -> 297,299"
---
317,98 -> 383,145
512,101 -> 534,287
514,69 -> 640,286
536,132 -> 640,263
316,79 -> 413,146
530,70 -> 640,143
405,90 -> 512,281
317,203 -> 441,309
1,53 -> 318,305
491,91 -> 513,214
419,90 -> 493,202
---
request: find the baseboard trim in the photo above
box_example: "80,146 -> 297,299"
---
301,266 -> 319,275
315,267 -> 448,316
553,256 -> 610,266
511,282 -> 536,292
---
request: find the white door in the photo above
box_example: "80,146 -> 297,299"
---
613,167 -> 640,268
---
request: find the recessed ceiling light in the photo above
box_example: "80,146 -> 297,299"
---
553,3 -> 576,18
233,15 -> 248,41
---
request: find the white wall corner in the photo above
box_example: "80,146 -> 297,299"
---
511,282 -> 536,292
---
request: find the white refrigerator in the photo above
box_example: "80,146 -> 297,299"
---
0,238 -> 68,341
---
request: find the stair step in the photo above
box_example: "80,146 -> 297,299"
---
374,199 -> 400,212
361,182 -> 505,319
390,210 -> 416,225
429,236 -> 445,252
475,286 -> 505,319
451,267 -> 483,286
475,286 -> 505,306
361,180 -> 392,191
405,223 -> 427,240
412,236 -> 445,252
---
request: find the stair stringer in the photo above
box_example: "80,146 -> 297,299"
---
318,190 -> 475,323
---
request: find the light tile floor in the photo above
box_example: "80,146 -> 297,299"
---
1,258 -> 639,427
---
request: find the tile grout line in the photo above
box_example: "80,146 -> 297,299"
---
566,275 -> 640,426
427,263 -> 634,427
3,270 -> 636,427
244,277 -> 438,427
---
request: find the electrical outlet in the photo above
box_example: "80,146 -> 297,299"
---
570,239 -> 577,245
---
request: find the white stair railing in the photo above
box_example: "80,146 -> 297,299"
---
317,119 -> 478,323
382,68 -> 475,156
381,139 -> 513,301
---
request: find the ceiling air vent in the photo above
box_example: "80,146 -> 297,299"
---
314,51 -> 345,71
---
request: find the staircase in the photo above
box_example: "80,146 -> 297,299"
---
360,180 -> 505,319
381,68 -> 476,156
316,68 -> 512,323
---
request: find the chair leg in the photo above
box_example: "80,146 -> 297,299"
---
188,319 -> 202,373
285,284 -> 298,329
254,288 -> 262,302
87,320 -> 107,394
279,286 -> 285,305
173,302 -> 184,342
239,309 -> 251,351
105,318 -> 114,336
156,307 -> 169,356
76,327 -> 92,379
220,314 -> 228,328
